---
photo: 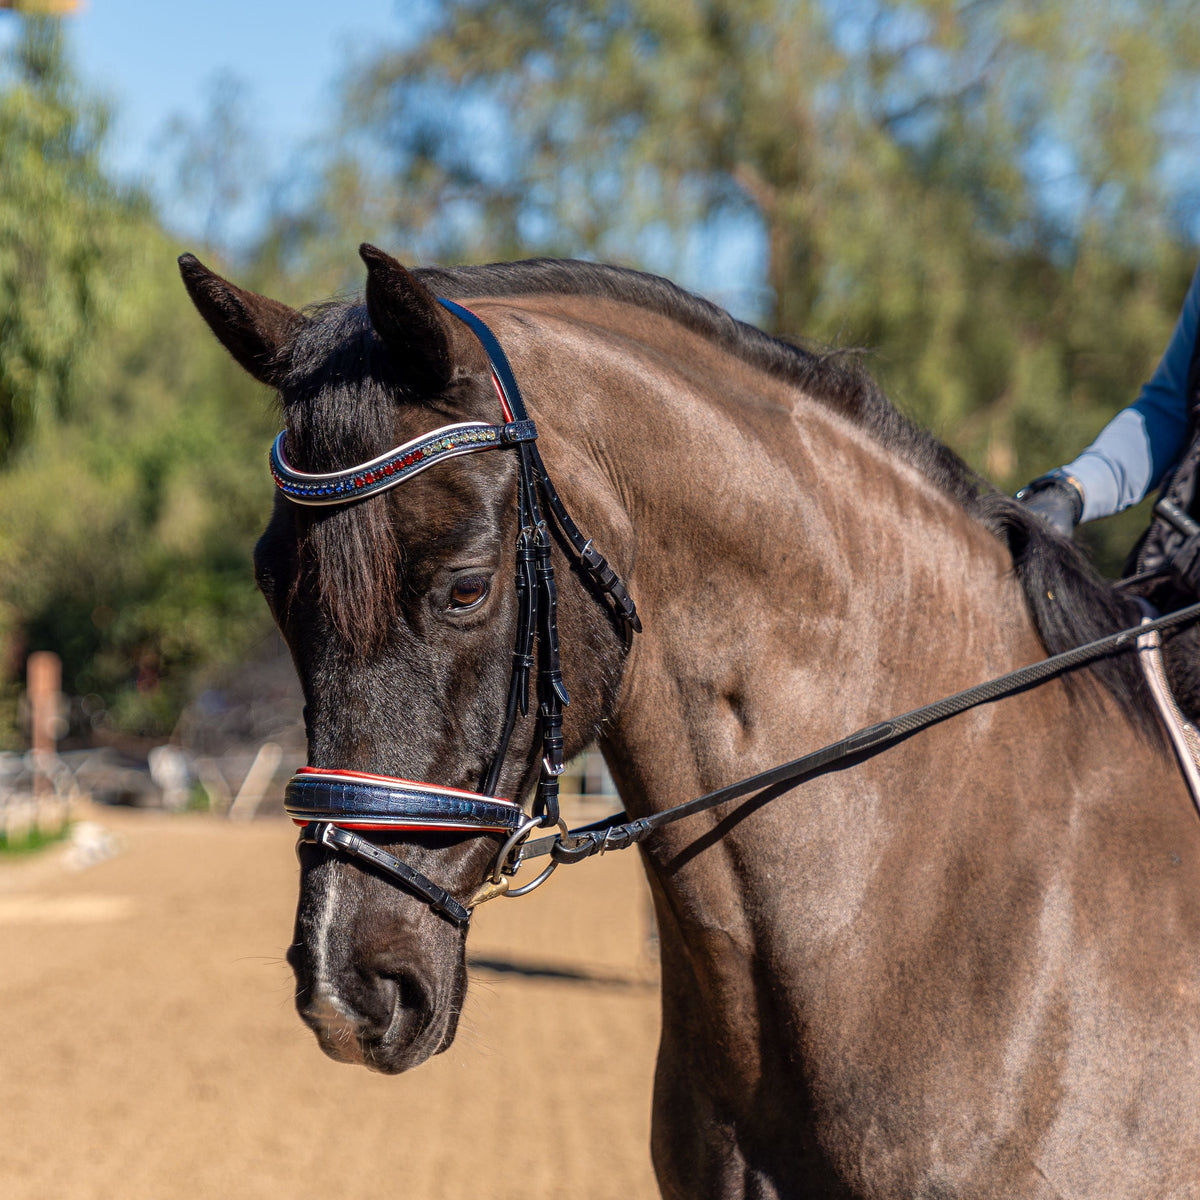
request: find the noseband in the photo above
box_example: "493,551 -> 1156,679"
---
278,298 -> 640,926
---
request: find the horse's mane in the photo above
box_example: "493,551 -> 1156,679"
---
416,259 -> 1158,736
418,259 -> 982,507
287,258 -> 1157,738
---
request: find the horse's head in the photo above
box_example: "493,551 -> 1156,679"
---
180,246 -> 633,1072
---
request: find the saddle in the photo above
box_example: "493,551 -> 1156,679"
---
1116,321 -> 1200,725
1125,324 -> 1200,602
1137,612 -> 1200,812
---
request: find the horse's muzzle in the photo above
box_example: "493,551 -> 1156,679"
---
292,956 -> 457,1074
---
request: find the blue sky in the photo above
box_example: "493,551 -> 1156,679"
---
0,0 -> 768,312
1,0 -> 431,241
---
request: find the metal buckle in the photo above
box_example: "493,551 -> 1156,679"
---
469,813 -> 568,908
484,814 -> 540,885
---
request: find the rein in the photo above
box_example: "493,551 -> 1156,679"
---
513,599 -> 1200,877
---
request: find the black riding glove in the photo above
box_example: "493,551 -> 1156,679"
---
1015,471 -> 1084,538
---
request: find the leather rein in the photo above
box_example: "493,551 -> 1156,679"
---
279,300 -> 1200,928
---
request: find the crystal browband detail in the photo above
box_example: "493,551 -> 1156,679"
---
269,418 -> 537,506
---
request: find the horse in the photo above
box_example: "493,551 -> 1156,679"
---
180,245 -> 1200,1198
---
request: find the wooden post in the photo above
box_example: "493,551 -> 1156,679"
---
27,650 -> 61,797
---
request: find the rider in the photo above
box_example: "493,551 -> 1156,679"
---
1017,259 -> 1200,594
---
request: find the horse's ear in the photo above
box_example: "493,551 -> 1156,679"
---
178,254 -> 303,388
360,243 -> 459,396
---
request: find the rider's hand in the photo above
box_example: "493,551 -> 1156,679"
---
1015,471 -> 1084,538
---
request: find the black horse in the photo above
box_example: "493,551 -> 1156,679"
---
182,245 -> 1200,1199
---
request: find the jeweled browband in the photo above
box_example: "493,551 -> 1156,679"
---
269,419 -> 538,505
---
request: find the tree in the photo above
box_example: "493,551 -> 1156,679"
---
0,18 -> 140,462
0,18 -> 279,742
157,70 -> 265,256
322,0 -> 1200,570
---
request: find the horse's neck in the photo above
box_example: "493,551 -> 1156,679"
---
523,295 -> 1177,958
508,296 -> 1200,1188
602,395 -> 1037,812
546,312 -> 1044,805
510,291 -> 1165,811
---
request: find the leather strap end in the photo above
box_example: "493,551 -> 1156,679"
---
500,419 -> 538,444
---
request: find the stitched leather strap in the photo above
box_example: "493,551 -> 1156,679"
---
299,823 -> 472,927
437,297 -> 641,637
437,298 -> 581,824
284,768 -> 525,832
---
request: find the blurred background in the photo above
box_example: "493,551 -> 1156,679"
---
2,3 -> 1199,1196
2,0 -> 1200,779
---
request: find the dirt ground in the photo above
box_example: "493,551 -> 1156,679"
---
0,802 -> 663,1200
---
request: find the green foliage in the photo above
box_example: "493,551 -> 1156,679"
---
334,0 -> 1200,570
0,20 -> 276,743
0,19 -> 142,462
0,266 -> 278,737
3,3 -> 1200,745
0,819 -> 71,857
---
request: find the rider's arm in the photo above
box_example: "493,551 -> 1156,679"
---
1061,260 -> 1200,522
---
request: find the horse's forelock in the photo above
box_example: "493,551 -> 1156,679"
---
283,304 -> 397,469
282,302 -> 404,653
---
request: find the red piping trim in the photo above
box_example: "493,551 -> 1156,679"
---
439,298 -> 514,422
291,818 -> 511,833
491,371 -> 515,422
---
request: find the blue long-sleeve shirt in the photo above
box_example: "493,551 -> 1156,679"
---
1064,259 -> 1200,522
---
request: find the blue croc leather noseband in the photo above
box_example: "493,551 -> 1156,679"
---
279,298 -> 640,925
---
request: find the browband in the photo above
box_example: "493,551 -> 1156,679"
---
270,419 -> 537,505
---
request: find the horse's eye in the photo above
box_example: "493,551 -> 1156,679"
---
448,575 -> 491,610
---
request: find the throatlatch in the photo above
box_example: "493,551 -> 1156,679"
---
273,298 -> 641,923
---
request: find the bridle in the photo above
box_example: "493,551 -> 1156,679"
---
278,298 -> 1200,931
278,298 -> 641,927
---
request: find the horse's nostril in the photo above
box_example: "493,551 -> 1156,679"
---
285,940 -> 307,975
373,970 -> 432,1045
372,972 -> 398,1011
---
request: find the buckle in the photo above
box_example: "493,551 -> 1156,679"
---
500,419 -> 538,444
